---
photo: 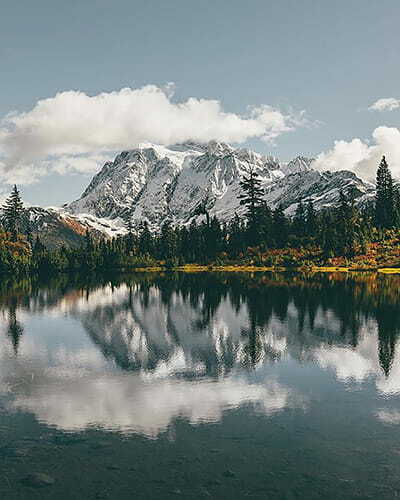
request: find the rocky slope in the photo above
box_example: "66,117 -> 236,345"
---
21,207 -> 105,249
65,141 -> 375,231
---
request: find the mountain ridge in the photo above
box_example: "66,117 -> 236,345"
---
13,140 -> 375,247
65,140 -> 374,229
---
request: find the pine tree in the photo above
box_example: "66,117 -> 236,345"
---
124,216 -> 135,254
138,221 -> 153,255
293,201 -> 307,237
25,221 -> 33,247
205,216 -> 222,259
336,191 -> 357,256
2,185 -> 24,241
257,202 -> 273,248
159,220 -> 177,261
227,214 -> 244,256
375,156 -> 394,229
85,229 -> 93,252
320,211 -> 337,258
187,220 -> 201,262
272,205 -> 288,247
33,235 -> 45,254
239,168 -> 264,246
305,200 -> 317,236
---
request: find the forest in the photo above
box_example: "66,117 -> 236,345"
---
1,156 -> 399,277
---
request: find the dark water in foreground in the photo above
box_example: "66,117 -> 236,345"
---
0,272 -> 400,499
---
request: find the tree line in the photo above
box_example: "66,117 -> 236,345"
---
0,155 -> 399,276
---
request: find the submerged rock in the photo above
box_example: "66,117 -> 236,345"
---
222,469 -> 236,478
21,472 -> 55,488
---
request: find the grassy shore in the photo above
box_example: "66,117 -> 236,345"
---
128,264 -> 400,274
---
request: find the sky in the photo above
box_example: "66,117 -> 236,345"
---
0,0 -> 399,206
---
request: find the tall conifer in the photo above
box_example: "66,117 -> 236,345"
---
2,185 -> 24,241
375,156 -> 394,229
239,168 -> 264,246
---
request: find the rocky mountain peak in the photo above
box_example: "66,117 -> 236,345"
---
63,140 -> 374,231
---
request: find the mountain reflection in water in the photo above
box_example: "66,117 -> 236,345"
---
0,272 -> 399,437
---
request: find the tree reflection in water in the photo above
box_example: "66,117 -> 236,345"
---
1,272 -> 399,378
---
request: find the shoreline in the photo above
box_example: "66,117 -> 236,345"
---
125,264 -> 400,274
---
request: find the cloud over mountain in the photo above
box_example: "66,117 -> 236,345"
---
0,85 -> 305,184
314,126 -> 400,181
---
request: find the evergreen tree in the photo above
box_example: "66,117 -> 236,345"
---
375,156 -> 394,229
257,202 -> 273,247
124,216 -> 135,253
205,216 -> 223,259
159,220 -> 177,261
272,205 -> 288,247
336,191 -> 357,256
320,211 -> 337,258
187,220 -> 201,262
138,221 -> 153,255
293,201 -> 307,237
2,185 -> 24,241
33,235 -> 45,254
225,214 -> 242,256
85,229 -> 94,252
305,200 -> 317,236
178,225 -> 192,262
25,221 -> 34,247
239,168 -> 264,246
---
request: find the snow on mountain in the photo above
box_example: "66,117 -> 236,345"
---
20,206 -> 107,248
63,140 -> 374,233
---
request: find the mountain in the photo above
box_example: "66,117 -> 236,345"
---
65,141 -> 375,231
16,141 -> 374,247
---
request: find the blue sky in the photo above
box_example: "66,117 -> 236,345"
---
1,0 -> 399,206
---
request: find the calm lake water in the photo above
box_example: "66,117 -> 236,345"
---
0,272 -> 400,499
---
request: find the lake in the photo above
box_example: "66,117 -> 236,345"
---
0,272 -> 400,499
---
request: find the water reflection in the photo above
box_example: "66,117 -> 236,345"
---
0,272 -> 400,436
6,296 -> 24,355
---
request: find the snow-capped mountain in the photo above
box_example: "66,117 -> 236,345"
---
65,140 -> 374,231
20,140 -> 374,246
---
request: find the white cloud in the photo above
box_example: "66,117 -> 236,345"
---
369,98 -> 400,112
0,85 -> 304,185
376,410 -> 400,425
314,126 -> 400,181
49,153 -> 114,176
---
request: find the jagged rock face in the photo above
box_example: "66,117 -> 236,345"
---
21,207 -> 104,249
66,141 -> 375,230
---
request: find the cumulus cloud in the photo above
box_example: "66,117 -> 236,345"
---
369,98 -> 400,112
314,126 -> 400,181
0,85 -> 305,185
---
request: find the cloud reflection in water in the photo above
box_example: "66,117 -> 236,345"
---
1,272 -> 400,434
